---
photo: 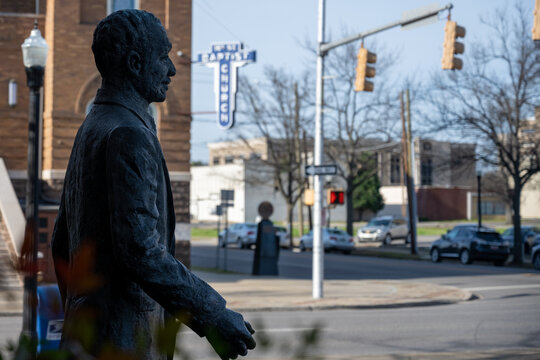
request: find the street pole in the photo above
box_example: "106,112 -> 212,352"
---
216,205 -> 221,269
406,90 -> 418,254
313,0 -> 325,299
19,16 -> 48,358
311,1 -> 454,299
20,65 -> 43,357
224,204 -> 228,272
477,172 -> 482,228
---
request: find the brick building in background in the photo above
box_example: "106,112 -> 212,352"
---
0,0 -> 193,275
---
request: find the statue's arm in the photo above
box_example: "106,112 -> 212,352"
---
51,191 -> 69,306
105,126 -> 226,323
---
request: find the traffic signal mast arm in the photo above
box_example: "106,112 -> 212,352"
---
319,3 -> 454,55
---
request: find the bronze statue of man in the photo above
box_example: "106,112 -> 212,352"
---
51,9 -> 255,359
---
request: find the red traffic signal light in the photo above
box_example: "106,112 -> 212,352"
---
327,190 -> 344,205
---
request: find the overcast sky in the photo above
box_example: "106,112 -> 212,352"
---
189,0 -> 532,163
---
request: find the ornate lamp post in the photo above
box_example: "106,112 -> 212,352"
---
19,22 -> 48,356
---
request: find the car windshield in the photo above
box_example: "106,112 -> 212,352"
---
275,227 -> 286,232
475,231 -> 502,242
246,224 -> 257,228
502,229 -> 513,236
367,219 -> 390,226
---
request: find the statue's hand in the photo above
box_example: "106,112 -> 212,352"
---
205,309 -> 256,359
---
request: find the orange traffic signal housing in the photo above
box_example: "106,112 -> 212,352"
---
355,47 -> 377,92
442,20 -> 466,70
327,189 -> 344,205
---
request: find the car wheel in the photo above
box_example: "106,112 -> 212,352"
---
342,250 -> 351,255
430,247 -> 441,263
493,259 -> 506,267
383,234 -> 392,245
525,243 -> 530,254
534,254 -> 540,270
460,249 -> 472,265
299,241 -> 306,252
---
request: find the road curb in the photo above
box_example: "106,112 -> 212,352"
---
234,292 -> 477,312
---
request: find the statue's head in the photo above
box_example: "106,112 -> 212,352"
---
92,9 -> 176,103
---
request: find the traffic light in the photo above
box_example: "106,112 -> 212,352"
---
355,47 -> 376,92
441,20 -> 466,70
327,189 -> 344,205
534,0 -> 540,41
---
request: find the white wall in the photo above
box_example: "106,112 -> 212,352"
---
521,173 -> 540,219
190,164 -> 246,223
191,164 -> 413,224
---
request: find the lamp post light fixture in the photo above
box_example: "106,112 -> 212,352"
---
19,21 -> 48,355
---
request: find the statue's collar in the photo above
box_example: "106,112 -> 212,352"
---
94,87 -> 156,133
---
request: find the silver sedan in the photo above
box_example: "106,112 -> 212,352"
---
299,228 -> 355,254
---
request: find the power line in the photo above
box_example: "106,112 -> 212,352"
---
194,1 -> 250,48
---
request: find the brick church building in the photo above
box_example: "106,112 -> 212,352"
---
0,0 -> 193,275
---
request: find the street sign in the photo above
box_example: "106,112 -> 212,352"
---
197,43 -> 256,130
220,189 -> 234,203
304,164 -> 337,176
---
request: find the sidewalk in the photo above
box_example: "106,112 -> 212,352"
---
193,270 -> 473,312
0,269 -> 473,316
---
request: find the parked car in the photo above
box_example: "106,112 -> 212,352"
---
357,215 -> 409,245
274,226 -> 290,248
218,222 -> 258,248
501,226 -> 540,254
531,244 -> 540,270
533,234 -> 540,248
430,226 -> 510,266
299,227 -> 355,254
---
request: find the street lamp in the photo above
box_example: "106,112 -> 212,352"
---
19,21 -> 48,355
477,171 -> 482,229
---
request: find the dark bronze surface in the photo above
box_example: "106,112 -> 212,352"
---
51,9 -> 255,359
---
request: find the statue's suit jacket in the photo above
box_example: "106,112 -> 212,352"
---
52,87 -> 224,359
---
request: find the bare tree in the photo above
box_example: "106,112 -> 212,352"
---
428,3 -> 540,263
236,67 -> 313,245
322,39 -> 403,235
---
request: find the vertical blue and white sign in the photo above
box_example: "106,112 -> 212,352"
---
197,42 -> 256,129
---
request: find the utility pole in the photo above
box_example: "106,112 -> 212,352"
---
405,90 -> 418,254
400,93 -> 408,218
294,83 -> 304,238
312,2 -> 453,298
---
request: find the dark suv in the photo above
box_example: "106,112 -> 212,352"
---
430,226 -> 510,266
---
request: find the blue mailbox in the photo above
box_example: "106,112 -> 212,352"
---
36,284 -> 64,352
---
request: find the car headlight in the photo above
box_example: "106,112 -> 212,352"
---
375,229 -> 382,233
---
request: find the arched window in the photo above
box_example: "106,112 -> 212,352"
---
107,0 -> 139,14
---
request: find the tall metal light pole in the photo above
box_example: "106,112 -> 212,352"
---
313,0 -> 326,299
312,3 -> 454,299
19,21 -> 48,356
